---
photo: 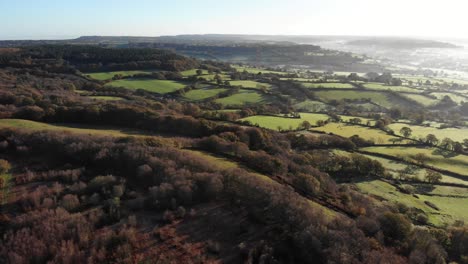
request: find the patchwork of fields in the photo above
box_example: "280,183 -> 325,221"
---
388,123 -> 468,142
312,123 -> 398,143
362,146 -> 468,176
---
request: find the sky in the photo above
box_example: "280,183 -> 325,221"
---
1,0 -> 467,40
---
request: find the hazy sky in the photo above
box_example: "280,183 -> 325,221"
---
1,0 -> 467,40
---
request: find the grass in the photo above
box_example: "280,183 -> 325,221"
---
86,70 -> 156,81
180,69 -> 208,76
0,173 -> 12,205
182,88 -> 228,101
356,153 -> 467,185
339,115 -> 376,126
361,146 -> 468,176
240,113 -> 330,131
232,65 -> 286,75
363,82 -> 420,93
229,80 -> 272,90
301,82 -> 355,89
214,89 -> 268,106
388,123 -> 468,142
0,119 -> 159,138
401,94 -> 440,107
430,92 -> 467,104
105,79 -> 187,94
88,96 -> 125,101
314,90 -> 396,108
182,149 -> 239,170
356,179 -> 468,226
293,100 -> 329,112
280,78 -> 321,82
312,123 -> 399,143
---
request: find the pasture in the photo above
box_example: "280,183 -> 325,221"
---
312,123 -> 398,143
86,70 -> 155,81
361,146 -> 468,176
233,65 -> 286,75
0,119 -> 155,138
106,79 -> 187,94
314,90 -> 400,108
300,82 -> 355,89
229,80 -> 272,89
240,113 -> 330,130
358,153 -> 467,185
388,123 -> 468,142
183,88 -> 228,101
214,89 -> 268,106
401,94 -> 440,106
356,180 -> 468,226
181,69 -> 209,76
363,82 -> 421,93
293,100 -> 329,112
430,92 -> 467,104
339,115 -> 376,126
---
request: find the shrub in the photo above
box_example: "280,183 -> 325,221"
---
0,159 -> 11,174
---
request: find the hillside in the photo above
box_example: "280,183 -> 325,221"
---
0,44 -> 467,263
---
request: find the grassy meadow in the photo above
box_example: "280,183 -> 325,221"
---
106,79 -> 187,94
312,123 -> 398,143
388,123 -> 468,142
214,89 -> 268,106
86,70 -> 155,81
240,113 -> 330,130
183,88 -> 228,101
229,80 -> 272,89
362,146 -> 468,176
300,82 -> 355,89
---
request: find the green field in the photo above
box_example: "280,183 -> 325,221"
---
86,70 -> 156,81
183,88 -> 228,101
401,94 -> 440,106
301,82 -> 355,89
430,92 -> 467,104
233,65 -> 286,75
314,90 -> 398,108
388,123 -> 468,142
229,80 -> 272,89
0,119 -> 155,138
356,180 -> 468,226
363,82 -> 421,93
357,153 -> 467,185
181,69 -> 209,76
214,89 -> 268,106
88,96 -> 125,101
339,115 -> 376,126
106,79 -> 187,94
280,78 -> 321,82
293,100 -> 329,112
312,123 -> 398,143
240,113 -> 330,130
362,146 -> 468,176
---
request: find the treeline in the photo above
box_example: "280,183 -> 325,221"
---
0,45 -> 199,72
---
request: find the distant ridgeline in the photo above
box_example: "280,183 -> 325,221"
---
0,45 -> 199,72
346,38 -> 461,49
0,35 -> 385,72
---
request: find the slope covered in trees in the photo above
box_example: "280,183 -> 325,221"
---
0,45 -> 467,263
